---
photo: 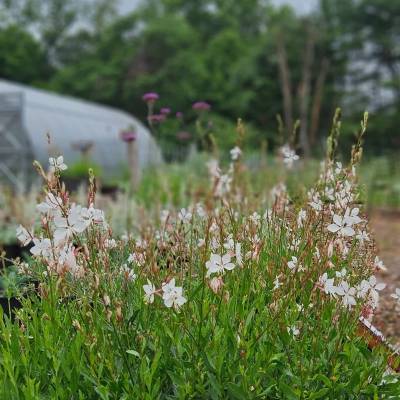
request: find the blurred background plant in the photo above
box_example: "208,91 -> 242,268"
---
0,0 -> 399,158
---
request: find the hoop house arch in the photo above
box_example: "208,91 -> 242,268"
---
0,79 -> 161,188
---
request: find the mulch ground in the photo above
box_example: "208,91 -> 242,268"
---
369,208 -> 400,349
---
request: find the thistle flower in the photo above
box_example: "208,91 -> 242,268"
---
160,107 -> 171,115
142,92 -> 159,103
148,114 -> 166,124
192,101 -> 211,111
120,130 -> 137,142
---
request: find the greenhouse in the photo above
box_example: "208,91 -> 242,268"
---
0,79 -> 161,188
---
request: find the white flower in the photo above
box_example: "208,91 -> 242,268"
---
327,213 -> 355,237
336,281 -> 356,309
297,209 -> 306,228
287,325 -> 300,336
356,230 -> 369,244
57,244 -> 80,276
143,280 -> 156,304
359,276 -> 386,307
324,187 -> 335,201
30,238 -> 52,258
215,174 -> 232,197
120,264 -> 137,282
197,238 -> 205,248
223,235 -> 234,251
273,276 -> 281,290
178,208 -> 192,224
127,252 -> 146,267
235,243 -> 243,266
309,192 -> 323,212
391,288 -> 400,303
161,278 -> 187,309
249,212 -> 261,225
345,207 -> 362,225
282,148 -> 299,168
53,204 -> 90,242
16,225 -> 32,246
205,253 -> 235,277
335,268 -> 347,279
287,256 -> 301,272
49,155 -> 67,172
37,193 -> 62,216
85,205 -> 106,225
196,203 -> 206,218
230,146 -> 242,161
104,238 -> 117,249
318,273 -> 336,296
374,256 -> 387,272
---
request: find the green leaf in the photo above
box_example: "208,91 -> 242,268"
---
309,388 -> 330,399
226,382 -> 248,399
279,382 -> 299,400
126,349 -> 140,358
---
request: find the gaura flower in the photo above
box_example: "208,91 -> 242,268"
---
30,238 -> 52,258
318,273 -> 336,296
205,253 -> 235,277
49,156 -> 67,172
37,193 -> 62,216
287,256 -> 301,272
178,208 -> 192,224
143,280 -> 156,304
161,278 -> 187,309
230,146 -> 242,161
16,225 -> 32,246
335,281 -> 356,309
391,288 -> 400,304
327,210 -> 357,237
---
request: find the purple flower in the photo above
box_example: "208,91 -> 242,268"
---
142,92 -> 159,103
176,111 -> 183,119
192,101 -> 211,111
148,114 -> 166,124
160,107 -> 171,115
176,131 -> 192,141
120,130 -> 137,142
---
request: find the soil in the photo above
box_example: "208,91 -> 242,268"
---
369,209 -> 400,349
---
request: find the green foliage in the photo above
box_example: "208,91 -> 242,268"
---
64,159 -> 102,180
1,0 -> 399,155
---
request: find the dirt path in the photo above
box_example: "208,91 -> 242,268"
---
369,209 -> 400,348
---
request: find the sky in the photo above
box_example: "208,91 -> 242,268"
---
119,0 -> 318,15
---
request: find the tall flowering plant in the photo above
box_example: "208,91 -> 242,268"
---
1,112 -> 399,398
